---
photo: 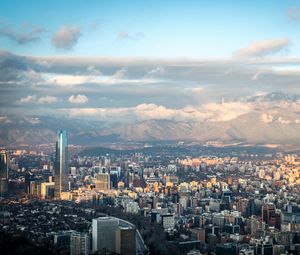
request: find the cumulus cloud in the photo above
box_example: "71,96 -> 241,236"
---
233,38 -> 291,58
68,94 -> 89,104
261,113 -> 273,124
38,96 -> 58,104
20,95 -> 58,104
0,24 -> 45,44
277,116 -> 291,125
20,95 -> 37,103
52,26 -> 81,50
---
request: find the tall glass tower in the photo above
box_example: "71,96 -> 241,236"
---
54,130 -> 69,199
0,151 -> 8,179
0,150 -> 9,196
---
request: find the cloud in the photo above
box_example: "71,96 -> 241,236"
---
261,113 -> 273,124
3,50 -> 300,112
65,101 -> 251,123
0,116 -> 12,124
0,24 -> 45,44
68,94 -> 89,104
117,31 -> 130,40
20,95 -> 37,103
233,38 -> 291,58
144,66 -> 166,78
38,96 -> 58,104
277,116 -> 291,125
288,7 -> 300,21
52,26 -> 81,50
20,95 -> 58,104
86,65 -> 102,76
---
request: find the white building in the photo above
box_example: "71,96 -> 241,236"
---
125,201 -> 140,214
92,217 -> 119,253
161,214 -> 175,231
70,232 -> 91,255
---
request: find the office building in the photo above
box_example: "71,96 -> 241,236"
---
0,150 -> 9,196
262,203 -> 276,225
115,226 -> 136,255
92,217 -> 119,253
93,173 -> 110,191
54,130 -> 69,199
70,232 -> 91,255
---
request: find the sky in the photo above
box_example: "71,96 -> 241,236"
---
1,0 -> 300,125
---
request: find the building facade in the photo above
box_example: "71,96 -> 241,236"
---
54,130 -> 69,199
92,217 -> 119,253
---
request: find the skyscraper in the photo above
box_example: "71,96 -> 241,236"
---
93,173 -> 110,191
262,203 -> 276,225
0,150 -> 9,196
70,232 -> 91,255
0,150 -> 8,179
92,217 -> 119,253
115,226 -> 136,255
54,130 -> 69,199
0,151 -> 9,196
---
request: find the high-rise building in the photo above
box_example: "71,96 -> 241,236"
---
262,203 -> 276,225
0,150 -> 8,179
92,217 -> 119,253
54,130 -> 69,199
93,173 -> 110,191
70,232 -> 91,255
0,150 -> 9,196
115,226 -> 136,255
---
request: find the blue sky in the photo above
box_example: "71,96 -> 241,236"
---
0,0 -> 300,57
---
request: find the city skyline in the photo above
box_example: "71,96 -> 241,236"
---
2,2 -> 300,255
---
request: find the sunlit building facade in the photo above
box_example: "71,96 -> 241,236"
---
54,130 -> 69,199
0,150 -> 9,196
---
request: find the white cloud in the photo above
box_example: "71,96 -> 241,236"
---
44,70 -> 156,86
65,101 -> 251,123
20,95 -> 37,103
234,38 -> 291,58
52,26 -> 81,50
144,66 -> 166,78
112,67 -> 127,79
86,65 -> 102,76
68,94 -> 89,104
46,74 -> 92,86
277,116 -> 291,125
20,95 -> 58,104
38,96 -> 58,104
261,113 -> 273,124
0,116 -> 12,124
